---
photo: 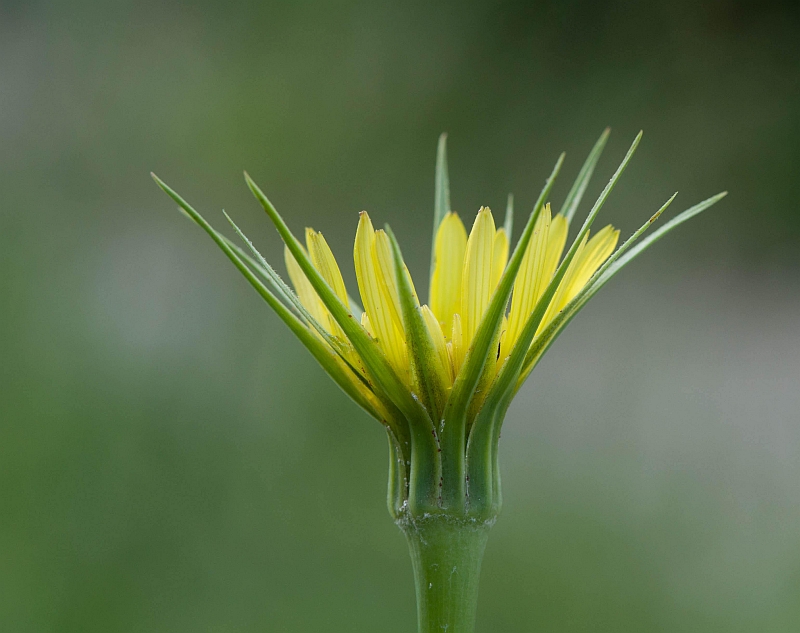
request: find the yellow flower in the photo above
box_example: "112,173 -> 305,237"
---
285,203 -> 617,402
153,129 -> 726,519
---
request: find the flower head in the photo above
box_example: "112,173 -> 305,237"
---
153,130 -> 725,521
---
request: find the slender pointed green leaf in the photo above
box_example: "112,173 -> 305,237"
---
503,193 -> 514,240
510,192 -> 677,403
429,133 -> 451,286
221,212 -> 380,395
386,226 -> 449,424
244,171 -> 440,511
596,190 -> 728,287
509,131 -> 645,369
492,192 -> 712,486
224,213 -> 330,338
467,194 -> 679,516
217,224 -> 365,320
152,174 -> 386,423
437,151 -> 564,510
558,127 -> 611,223
465,132 -> 643,497
517,190 -> 726,387
175,207 -> 303,320
244,172 -> 405,410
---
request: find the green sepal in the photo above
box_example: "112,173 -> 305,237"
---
465,397 -> 508,517
386,226 -> 450,426
429,133 -> 451,287
558,127 -> 611,223
223,212 -> 343,352
217,217 -> 301,317
217,227 -> 363,339
151,174 -> 387,424
464,132 -> 642,511
222,211 -> 384,402
386,427 -> 409,519
243,172 -> 410,415
244,172 -> 441,512
519,130 -> 644,368
518,190 -> 727,385
437,152 -> 565,510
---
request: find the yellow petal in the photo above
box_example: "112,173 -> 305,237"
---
361,312 -> 373,337
542,212 -> 568,281
449,313 -> 464,376
537,226 -> 617,335
461,207 -> 496,348
501,205 -> 552,359
430,212 -> 467,330
372,230 -> 409,334
284,244 -> 328,330
305,228 -> 349,305
305,228 -> 350,337
353,212 -> 408,377
561,225 -> 619,305
422,305 -> 453,387
490,228 -> 509,291
287,243 -> 367,380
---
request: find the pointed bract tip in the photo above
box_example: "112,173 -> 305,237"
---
649,192 -> 678,223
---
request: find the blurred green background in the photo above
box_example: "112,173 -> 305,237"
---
2,1 -> 799,631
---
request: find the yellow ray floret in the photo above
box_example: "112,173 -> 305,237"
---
501,204 -> 552,360
285,237 -> 370,391
449,312 -> 464,376
461,207 -> 496,349
306,228 -> 350,338
373,229 -> 419,332
430,212 -> 467,331
284,204 -> 617,402
284,245 -> 329,330
354,212 -> 409,381
539,225 -> 619,333
421,305 -> 454,387
542,213 -> 569,279
490,228 -> 509,292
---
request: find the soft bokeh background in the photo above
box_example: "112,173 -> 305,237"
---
2,1 -> 799,631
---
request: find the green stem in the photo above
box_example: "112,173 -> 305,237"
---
400,514 -> 493,633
